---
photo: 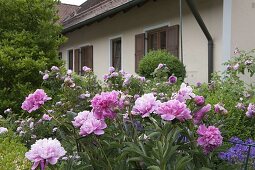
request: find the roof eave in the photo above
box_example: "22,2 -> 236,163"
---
62,0 -> 147,34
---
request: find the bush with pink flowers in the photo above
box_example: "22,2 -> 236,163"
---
1,49 -> 255,169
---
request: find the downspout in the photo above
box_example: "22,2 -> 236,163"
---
185,0 -> 213,82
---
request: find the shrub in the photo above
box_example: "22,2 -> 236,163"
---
0,132 -> 31,170
0,0 -> 65,114
138,50 -> 186,79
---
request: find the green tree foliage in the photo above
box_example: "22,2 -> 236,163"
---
0,0 -> 65,114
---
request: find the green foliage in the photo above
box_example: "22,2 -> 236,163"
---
0,132 -> 31,170
0,0 -> 65,114
194,49 -> 255,140
138,50 -> 186,80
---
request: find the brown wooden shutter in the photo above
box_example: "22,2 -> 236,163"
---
74,49 -> 80,74
68,50 -> 73,70
80,45 -> 93,73
135,33 -> 145,73
166,25 -> 179,58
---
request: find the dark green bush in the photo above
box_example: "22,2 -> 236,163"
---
0,0 -> 65,114
138,50 -> 186,79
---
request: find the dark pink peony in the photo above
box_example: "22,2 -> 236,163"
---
197,125 -> 223,154
91,90 -> 123,119
21,89 -> 51,113
193,104 -> 211,125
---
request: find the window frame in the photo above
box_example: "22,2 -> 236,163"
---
147,26 -> 168,52
110,36 -> 122,71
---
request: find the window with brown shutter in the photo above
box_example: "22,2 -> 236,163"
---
68,50 -> 73,70
111,38 -> 121,71
80,45 -> 93,73
146,25 -> 179,57
135,33 -> 145,73
147,26 -> 168,52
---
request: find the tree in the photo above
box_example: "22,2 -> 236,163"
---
0,0 -> 65,114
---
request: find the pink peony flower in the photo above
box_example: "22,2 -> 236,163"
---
110,72 -> 119,77
132,93 -> 159,118
82,66 -> 91,72
25,138 -> 66,170
21,89 -> 51,113
72,111 -> 93,128
0,127 -> 8,134
51,66 -> 59,72
174,83 -> 195,103
43,74 -> 49,80
246,103 -> 255,118
168,75 -> 177,84
4,108 -> 12,114
42,114 -> 52,121
79,117 -> 107,136
245,60 -> 252,65
194,96 -> 205,106
235,102 -> 245,110
233,63 -> 239,70
109,66 -> 115,73
103,74 -> 109,81
214,103 -> 228,114
157,63 -> 164,69
156,99 -> 192,122
193,104 -> 211,125
91,91 -> 123,119
197,125 -> 223,154
67,70 -> 72,75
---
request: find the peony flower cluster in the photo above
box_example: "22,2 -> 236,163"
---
246,103 -> 255,118
173,83 -> 195,103
91,90 -> 123,120
72,111 -> 107,136
25,138 -> 66,170
197,124 -> 223,154
156,99 -> 192,122
21,89 -> 51,113
193,104 -> 211,125
132,93 -> 159,118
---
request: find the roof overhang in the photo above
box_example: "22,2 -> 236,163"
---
62,0 -> 147,34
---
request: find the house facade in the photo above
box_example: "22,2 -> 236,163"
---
59,0 -> 255,84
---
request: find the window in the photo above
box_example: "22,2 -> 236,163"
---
67,46 -> 93,74
68,50 -> 73,70
147,26 -> 167,51
135,25 -> 179,72
111,38 -> 121,71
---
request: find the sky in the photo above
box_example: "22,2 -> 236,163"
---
61,0 -> 86,5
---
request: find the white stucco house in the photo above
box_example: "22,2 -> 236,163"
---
58,0 -> 255,84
